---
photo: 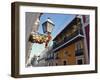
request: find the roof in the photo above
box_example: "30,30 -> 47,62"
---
43,18 -> 55,26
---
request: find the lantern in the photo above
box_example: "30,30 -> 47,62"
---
42,18 -> 55,34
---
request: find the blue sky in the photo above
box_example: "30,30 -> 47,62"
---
38,13 -> 76,38
31,13 -> 76,56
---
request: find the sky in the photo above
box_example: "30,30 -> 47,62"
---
31,13 -> 76,56
39,13 -> 76,38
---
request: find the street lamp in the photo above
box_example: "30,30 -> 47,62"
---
42,18 -> 55,47
42,18 -> 55,34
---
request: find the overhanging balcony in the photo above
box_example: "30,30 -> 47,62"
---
53,29 -> 84,51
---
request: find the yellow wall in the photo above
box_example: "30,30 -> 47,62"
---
55,39 -> 85,65
56,43 -> 76,65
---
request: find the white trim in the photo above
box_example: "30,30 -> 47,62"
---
53,34 -> 84,52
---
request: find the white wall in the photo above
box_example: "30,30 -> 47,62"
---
0,0 -> 100,80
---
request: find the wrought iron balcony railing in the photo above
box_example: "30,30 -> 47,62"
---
75,49 -> 84,56
53,29 -> 84,49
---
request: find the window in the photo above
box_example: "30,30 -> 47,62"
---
76,42 -> 81,50
75,41 -> 84,56
75,41 -> 83,50
63,61 -> 67,65
76,56 -> 84,65
77,59 -> 83,65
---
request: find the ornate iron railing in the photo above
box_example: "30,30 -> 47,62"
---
53,29 -> 83,49
75,49 -> 84,56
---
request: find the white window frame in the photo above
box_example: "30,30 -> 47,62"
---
75,40 -> 83,51
76,55 -> 84,64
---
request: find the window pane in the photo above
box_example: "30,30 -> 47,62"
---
77,59 -> 83,64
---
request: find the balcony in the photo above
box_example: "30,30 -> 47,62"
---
53,29 -> 84,50
75,49 -> 84,56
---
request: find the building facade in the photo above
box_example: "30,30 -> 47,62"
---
25,13 -> 42,67
45,46 -> 54,66
52,15 -> 89,66
37,48 -> 48,66
37,46 -> 53,66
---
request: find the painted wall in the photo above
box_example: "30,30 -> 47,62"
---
25,12 -> 41,66
55,39 -> 86,65
57,43 -> 76,65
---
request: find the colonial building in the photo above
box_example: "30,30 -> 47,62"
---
37,46 -> 52,66
45,46 -> 53,66
52,15 -> 89,66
